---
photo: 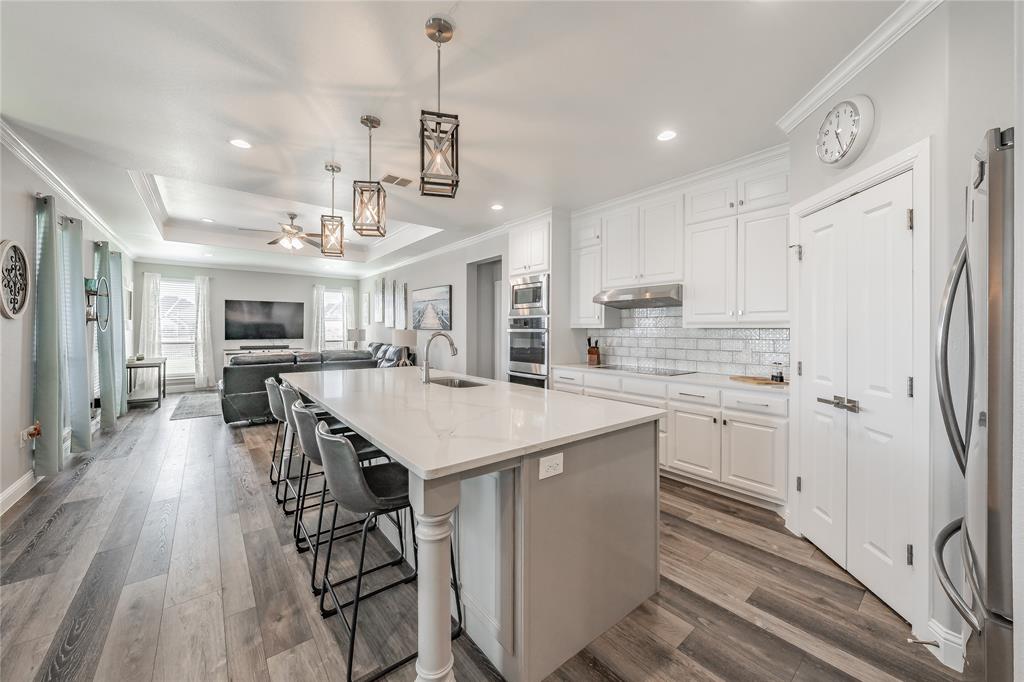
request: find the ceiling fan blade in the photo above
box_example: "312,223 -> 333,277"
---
267,236 -> 284,245
238,227 -> 271,233
300,235 -> 322,247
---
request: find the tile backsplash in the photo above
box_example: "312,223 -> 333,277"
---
587,307 -> 789,378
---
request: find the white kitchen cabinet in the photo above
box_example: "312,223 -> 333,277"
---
683,217 -> 736,325
686,177 -> 738,224
736,207 -> 790,323
721,409 -> 787,501
509,218 -> 549,276
637,195 -> 684,284
601,208 -> 638,288
570,246 -> 610,328
736,164 -> 790,214
668,403 -> 722,481
571,215 -> 601,249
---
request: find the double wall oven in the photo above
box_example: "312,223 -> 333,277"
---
507,316 -> 548,388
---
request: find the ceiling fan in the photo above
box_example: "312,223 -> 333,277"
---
264,212 -> 322,250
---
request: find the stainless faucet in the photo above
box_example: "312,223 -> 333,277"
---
422,331 -> 458,383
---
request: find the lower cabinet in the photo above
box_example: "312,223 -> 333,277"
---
720,410 -> 788,500
668,403 -> 721,480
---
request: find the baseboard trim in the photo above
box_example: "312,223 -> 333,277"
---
1,469 -> 43,515
926,618 -> 965,672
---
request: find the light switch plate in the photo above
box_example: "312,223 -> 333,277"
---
538,452 -> 564,480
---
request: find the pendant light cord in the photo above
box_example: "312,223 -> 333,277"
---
436,42 -> 441,112
330,169 -> 335,214
368,126 -> 373,179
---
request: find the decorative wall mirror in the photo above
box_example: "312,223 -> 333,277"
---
0,240 -> 30,319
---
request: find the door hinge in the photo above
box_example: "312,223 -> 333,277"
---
907,209 -> 914,230
796,476 -> 802,492
906,544 -> 914,566
789,244 -> 803,261
797,361 -> 802,377
907,376 -> 914,397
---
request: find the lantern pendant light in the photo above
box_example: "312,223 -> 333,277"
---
321,163 -> 345,258
420,15 -> 459,198
352,115 -> 387,237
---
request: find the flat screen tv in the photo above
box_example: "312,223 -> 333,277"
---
225,300 -> 304,340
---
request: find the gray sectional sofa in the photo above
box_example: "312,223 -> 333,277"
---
218,345 -> 415,423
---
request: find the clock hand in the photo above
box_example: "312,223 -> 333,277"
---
833,128 -> 847,154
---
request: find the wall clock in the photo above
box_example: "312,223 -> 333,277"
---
815,94 -> 874,168
0,240 -> 30,319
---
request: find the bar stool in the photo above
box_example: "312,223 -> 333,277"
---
265,378 -> 288,490
278,383 -> 348,517
315,421 -> 463,682
291,400 -> 402,594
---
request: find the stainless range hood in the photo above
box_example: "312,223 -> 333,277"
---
593,283 -> 683,309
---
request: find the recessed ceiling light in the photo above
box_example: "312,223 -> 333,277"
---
657,130 -> 677,142
229,138 -> 252,149
200,217 -> 215,223
491,204 -> 503,211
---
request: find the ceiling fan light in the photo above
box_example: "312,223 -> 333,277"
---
321,214 -> 345,257
291,237 -> 304,250
352,181 -> 387,237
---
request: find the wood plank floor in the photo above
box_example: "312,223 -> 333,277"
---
0,394 -> 961,681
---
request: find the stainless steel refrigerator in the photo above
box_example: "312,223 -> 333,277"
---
934,126 -> 1014,681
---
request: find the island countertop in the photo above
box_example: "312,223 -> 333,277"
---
280,366 -> 664,480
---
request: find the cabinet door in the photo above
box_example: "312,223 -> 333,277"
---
527,219 -> 550,272
570,246 -> 604,328
668,403 -> 721,481
686,178 -> 737,223
509,229 -> 530,276
721,410 -> 787,500
571,215 -> 601,249
683,218 -> 736,325
601,208 -> 639,287
737,207 -> 790,323
737,165 -> 789,213
638,195 -> 684,284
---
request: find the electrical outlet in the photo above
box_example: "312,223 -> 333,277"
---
538,452 -> 564,480
19,426 -> 34,447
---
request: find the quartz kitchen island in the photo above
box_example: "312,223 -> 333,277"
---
281,366 -> 663,682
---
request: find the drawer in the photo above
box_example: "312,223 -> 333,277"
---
621,377 -> 668,399
668,383 -> 721,407
585,372 -> 622,392
551,369 -> 584,385
552,383 -> 583,395
721,390 -> 788,417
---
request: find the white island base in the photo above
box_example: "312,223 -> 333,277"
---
282,367 -> 662,681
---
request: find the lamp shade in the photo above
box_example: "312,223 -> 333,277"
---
347,328 -> 366,342
392,329 -> 417,348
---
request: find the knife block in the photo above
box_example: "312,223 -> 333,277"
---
587,347 -> 601,366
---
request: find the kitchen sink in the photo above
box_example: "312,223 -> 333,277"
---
430,377 -> 485,388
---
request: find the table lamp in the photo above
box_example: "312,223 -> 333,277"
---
348,328 -> 366,350
392,329 -> 418,366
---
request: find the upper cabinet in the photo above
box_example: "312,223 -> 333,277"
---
569,245 -> 606,328
509,217 -> 550,276
601,195 -> 684,288
570,215 -> 601,249
685,162 -> 789,224
685,178 -> 738,224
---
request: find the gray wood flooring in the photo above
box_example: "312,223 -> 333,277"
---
0,394 -> 961,681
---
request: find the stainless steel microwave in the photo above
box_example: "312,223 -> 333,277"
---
510,273 -> 549,316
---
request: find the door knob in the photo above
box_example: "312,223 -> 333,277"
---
844,398 -> 861,413
817,396 -> 845,408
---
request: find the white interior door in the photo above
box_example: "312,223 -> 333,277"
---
844,172 -> 915,620
798,199 -> 849,565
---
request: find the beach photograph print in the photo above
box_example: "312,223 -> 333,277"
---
411,285 -> 452,330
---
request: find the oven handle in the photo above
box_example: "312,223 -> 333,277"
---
507,329 -> 549,334
508,371 -> 547,380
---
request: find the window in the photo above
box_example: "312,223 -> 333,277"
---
323,289 -> 350,349
159,278 -> 197,377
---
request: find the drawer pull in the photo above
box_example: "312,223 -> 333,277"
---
737,400 -> 770,408
557,376 -> 577,382
676,391 -> 706,399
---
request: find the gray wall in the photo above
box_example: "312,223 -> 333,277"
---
1,146 -> 134,492
132,261 -> 358,383
359,233 -> 508,374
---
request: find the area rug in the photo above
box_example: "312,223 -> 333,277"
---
170,392 -> 222,421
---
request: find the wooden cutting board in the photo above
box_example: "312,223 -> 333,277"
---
729,375 -> 789,387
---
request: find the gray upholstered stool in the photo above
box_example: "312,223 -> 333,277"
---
264,378 -> 289,496
314,421 -> 463,682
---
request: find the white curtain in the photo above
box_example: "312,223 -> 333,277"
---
137,272 -> 162,392
194,275 -> 215,388
311,284 -> 326,351
343,287 -> 355,343
57,215 -> 91,453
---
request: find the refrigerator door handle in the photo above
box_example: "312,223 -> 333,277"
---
932,516 -> 982,633
935,236 -> 974,476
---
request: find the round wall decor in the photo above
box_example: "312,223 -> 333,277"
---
0,240 -> 30,319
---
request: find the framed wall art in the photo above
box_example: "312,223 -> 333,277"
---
411,285 -> 452,331
384,279 -> 395,328
361,291 -> 370,326
395,283 -> 407,329
373,277 -> 384,323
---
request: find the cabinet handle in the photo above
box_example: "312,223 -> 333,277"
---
557,376 -> 577,382
728,201 -> 735,208
727,310 -> 733,316
713,417 -> 717,424
723,419 -> 728,425
737,400 -> 769,408
676,391 -> 706,399
738,199 -> 745,206
738,309 -> 743,316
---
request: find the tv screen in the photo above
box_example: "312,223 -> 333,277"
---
225,300 -> 304,340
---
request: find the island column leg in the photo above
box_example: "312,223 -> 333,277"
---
409,474 -> 461,682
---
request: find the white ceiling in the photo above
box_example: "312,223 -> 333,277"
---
1,1 -> 898,277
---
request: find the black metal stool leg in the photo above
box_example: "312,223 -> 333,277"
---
344,515 -> 374,682
268,421 -> 282,484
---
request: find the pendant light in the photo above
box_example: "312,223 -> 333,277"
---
419,15 -> 459,198
352,115 -> 387,237
321,163 -> 345,258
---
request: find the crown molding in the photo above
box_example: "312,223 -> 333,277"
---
133,256 -> 363,282
1,119 -> 134,258
571,143 -> 789,219
126,170 -> 168,238
775,0 -> 944,134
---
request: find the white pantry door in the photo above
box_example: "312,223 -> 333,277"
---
798,200 -> 849,565
843,172 -> 915,619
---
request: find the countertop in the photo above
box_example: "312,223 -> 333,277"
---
280,366 -> 664,481
551,364 -> 790,395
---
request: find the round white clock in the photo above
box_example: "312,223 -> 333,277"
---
815,95 -> 874,167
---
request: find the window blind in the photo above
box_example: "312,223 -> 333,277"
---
324,289 -> 350,349
159,278 -> 197,377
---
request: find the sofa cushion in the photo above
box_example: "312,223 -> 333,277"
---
373,344 -> 391,361
322,349 -> 374,362
293,351 -> 323,364
367,342 -> 384,357
378,345 -> 405,368
230,353 -> 295,366
222,361 -> 296,394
